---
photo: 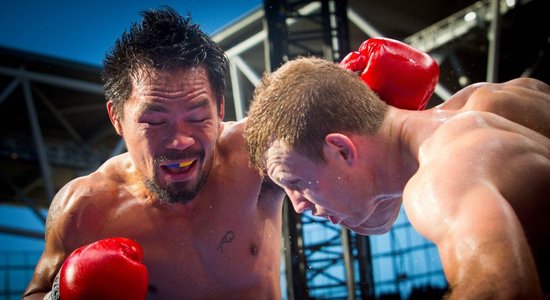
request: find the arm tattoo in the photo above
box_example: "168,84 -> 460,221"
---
44,196 -> 64,243
216,231 -> 235,253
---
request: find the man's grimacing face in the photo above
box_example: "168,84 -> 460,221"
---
110,66 -> 223,204
265,139 -> 402,235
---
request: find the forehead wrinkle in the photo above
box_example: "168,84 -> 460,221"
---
266,150 -> 287,182
132,65 -> 212,96
135,81 -> 211,107
147,84 -> 209,99
267,144 -> 300,183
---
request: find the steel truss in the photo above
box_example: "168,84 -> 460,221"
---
1,0 -> 548,298
263,1 -> 375,299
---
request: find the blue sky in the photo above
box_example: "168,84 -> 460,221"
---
0,1 -> 260,250
0,0 -> 262,66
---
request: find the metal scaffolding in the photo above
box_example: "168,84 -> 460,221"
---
263,1 -> 376,299
1,0 -> 549,298
0,51 -> 121,234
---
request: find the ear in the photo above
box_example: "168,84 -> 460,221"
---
217,96 -> 225,123
324,133 -> 357,166
106,101 -> 123,136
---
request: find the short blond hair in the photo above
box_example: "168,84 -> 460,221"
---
245,57 -> 388,173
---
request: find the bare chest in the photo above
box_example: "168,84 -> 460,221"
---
135,212 -> 281,299
85,208 -> 279,298
72,188 -> 282,299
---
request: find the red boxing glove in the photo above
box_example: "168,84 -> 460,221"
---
340,37 -> 439,110
59,237 -> 148,300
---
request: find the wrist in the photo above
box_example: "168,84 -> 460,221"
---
44,271 -> 60,300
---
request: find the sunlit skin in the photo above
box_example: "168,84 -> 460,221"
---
23,66 -> 285,299
266,138 -> 403,235
264,78 -> 550,298
112,67 -> 221,204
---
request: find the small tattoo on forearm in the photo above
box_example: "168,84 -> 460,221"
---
217,231 -> 235,253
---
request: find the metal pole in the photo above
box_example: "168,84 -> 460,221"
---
486,0 -> 501,82
356,235 -> 375,299
282,199 -> 308,300
22,79 -> 55,203
341,228 -> 356,299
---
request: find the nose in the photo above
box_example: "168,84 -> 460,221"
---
286,189 -> 313,214
165,124 -> 195,150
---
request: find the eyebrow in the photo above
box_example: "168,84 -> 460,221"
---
139,102 -> 167,114
269,175 -> 287,189
269,165 -> 299,186
280,177 -> 300,186
138,98 -> 210,114
188,98 -> 210,110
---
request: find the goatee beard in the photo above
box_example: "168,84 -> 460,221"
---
144,172 -> 208,204
145,151 -> 208,204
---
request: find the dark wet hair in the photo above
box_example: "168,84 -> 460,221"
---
102,6 -> 228,118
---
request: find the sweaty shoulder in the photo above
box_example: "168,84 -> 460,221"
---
408,110 -> 550,236
47,154 -> 130,249
441,78 -> 550,137
218,119 -> 285,208
72,154 -> 131,201
218,119 -> 249,161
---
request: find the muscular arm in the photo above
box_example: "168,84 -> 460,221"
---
23,184 -> 74,299
409,152 -> 544,299
434,186 -> 542,299
406,119 -> 547,299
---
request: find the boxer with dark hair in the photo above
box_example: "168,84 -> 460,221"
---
245,51 -> 550,298
24,7 -> 285,299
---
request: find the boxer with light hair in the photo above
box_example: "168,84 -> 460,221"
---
245,54 -> 550,298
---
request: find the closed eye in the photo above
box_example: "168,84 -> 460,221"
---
139,118 -> 166,126
280,178 -> 301,191
187,99 -> 212,123
188,116 -> 210,123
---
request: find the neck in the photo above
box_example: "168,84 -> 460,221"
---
386,106 -> 455,179
361,107 -> 435,195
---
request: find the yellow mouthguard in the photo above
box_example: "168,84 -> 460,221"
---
178,161 -> 193,167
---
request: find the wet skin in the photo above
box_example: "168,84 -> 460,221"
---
264,78 -> 550,298
24,66 -> 286,300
